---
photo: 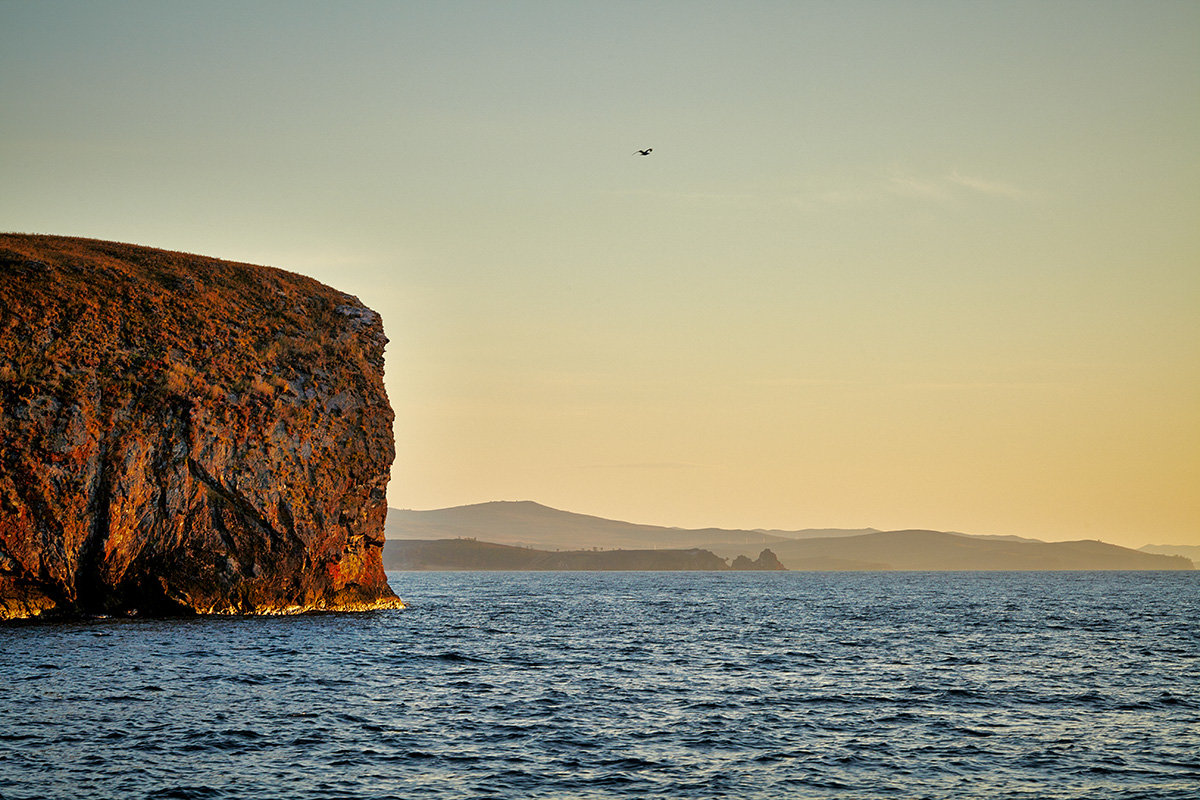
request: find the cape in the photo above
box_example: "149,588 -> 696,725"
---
0,235 -> 403,619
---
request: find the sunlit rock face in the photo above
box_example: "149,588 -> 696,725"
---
0,235 -> 403,619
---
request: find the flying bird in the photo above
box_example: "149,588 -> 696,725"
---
634,148 -> 653,156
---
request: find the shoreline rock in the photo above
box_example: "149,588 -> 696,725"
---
0,234 -> 403,619
730,548 -> 787,571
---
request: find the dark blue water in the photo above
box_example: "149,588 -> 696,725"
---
2,571 -> 1197,799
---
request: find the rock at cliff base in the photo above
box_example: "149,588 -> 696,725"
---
0,234 -> 404,619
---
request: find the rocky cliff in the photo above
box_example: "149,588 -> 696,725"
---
0,234 -> 404,619
730,549 -> 787,571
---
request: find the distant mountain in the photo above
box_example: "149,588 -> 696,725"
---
386,501 -> 874,553
1140,544 -> 1199,566
385,502 -> 1193,571
384,539 -> 731,571
765,530 -> 1192,571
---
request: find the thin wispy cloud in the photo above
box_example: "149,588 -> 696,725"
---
945,171 -> 1030,200
607,188 -> 760,206
748,377 -> 868,389
887,173 -> 955,202
892,379 -> 1070,391
578,462 -> 713,471
614,170 -> 1031,212
748,376 -> 1065,392
805,169 -> 1033,208
886,169 -> 1032,203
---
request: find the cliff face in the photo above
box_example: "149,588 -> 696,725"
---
0,234 -> 403,619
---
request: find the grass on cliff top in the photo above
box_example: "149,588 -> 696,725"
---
0,233 -> 384,413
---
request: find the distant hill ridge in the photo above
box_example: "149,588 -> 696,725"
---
387,500 -> 878,553
385,501 -> 1193,571
384,539 -> 733,571
1140,544 -> 1200,562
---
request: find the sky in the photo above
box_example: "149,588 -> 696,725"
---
2,1 -> 1197,547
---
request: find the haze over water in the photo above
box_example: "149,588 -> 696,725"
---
3,571 -> 1197,799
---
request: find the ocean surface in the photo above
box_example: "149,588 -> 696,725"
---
2,571 -> 1197,800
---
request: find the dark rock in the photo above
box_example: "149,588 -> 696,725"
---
731,548 -> 787,571
0,234 -> 404,619
755,548 -> 786,570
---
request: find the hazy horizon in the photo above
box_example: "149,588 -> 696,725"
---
3,1 -> 1197,548
382,498 -> 1193,552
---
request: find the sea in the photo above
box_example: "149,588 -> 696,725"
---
1,571 -> 1197,800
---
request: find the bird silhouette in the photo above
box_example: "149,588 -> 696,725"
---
634,148 -> 653,156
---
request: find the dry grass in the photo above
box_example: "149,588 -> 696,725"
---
0,233 -> 384,416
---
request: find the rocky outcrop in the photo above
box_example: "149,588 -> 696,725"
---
730,549 -> 787,571
0,234 -> 404,619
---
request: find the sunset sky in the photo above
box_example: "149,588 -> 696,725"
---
2,1 -> 1197,547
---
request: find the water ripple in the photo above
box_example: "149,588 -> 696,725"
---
1,571 -> 1197,799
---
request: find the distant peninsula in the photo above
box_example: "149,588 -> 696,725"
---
0,235 -> 404,619
385,539 -> 739,571
385,501 -> 1193,571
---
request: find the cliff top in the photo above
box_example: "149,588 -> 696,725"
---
0,233 -> 386,412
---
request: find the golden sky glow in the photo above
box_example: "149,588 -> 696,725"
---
2,1 -> 1197,546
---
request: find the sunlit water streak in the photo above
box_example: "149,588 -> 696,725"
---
2,571 -> 1197,799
